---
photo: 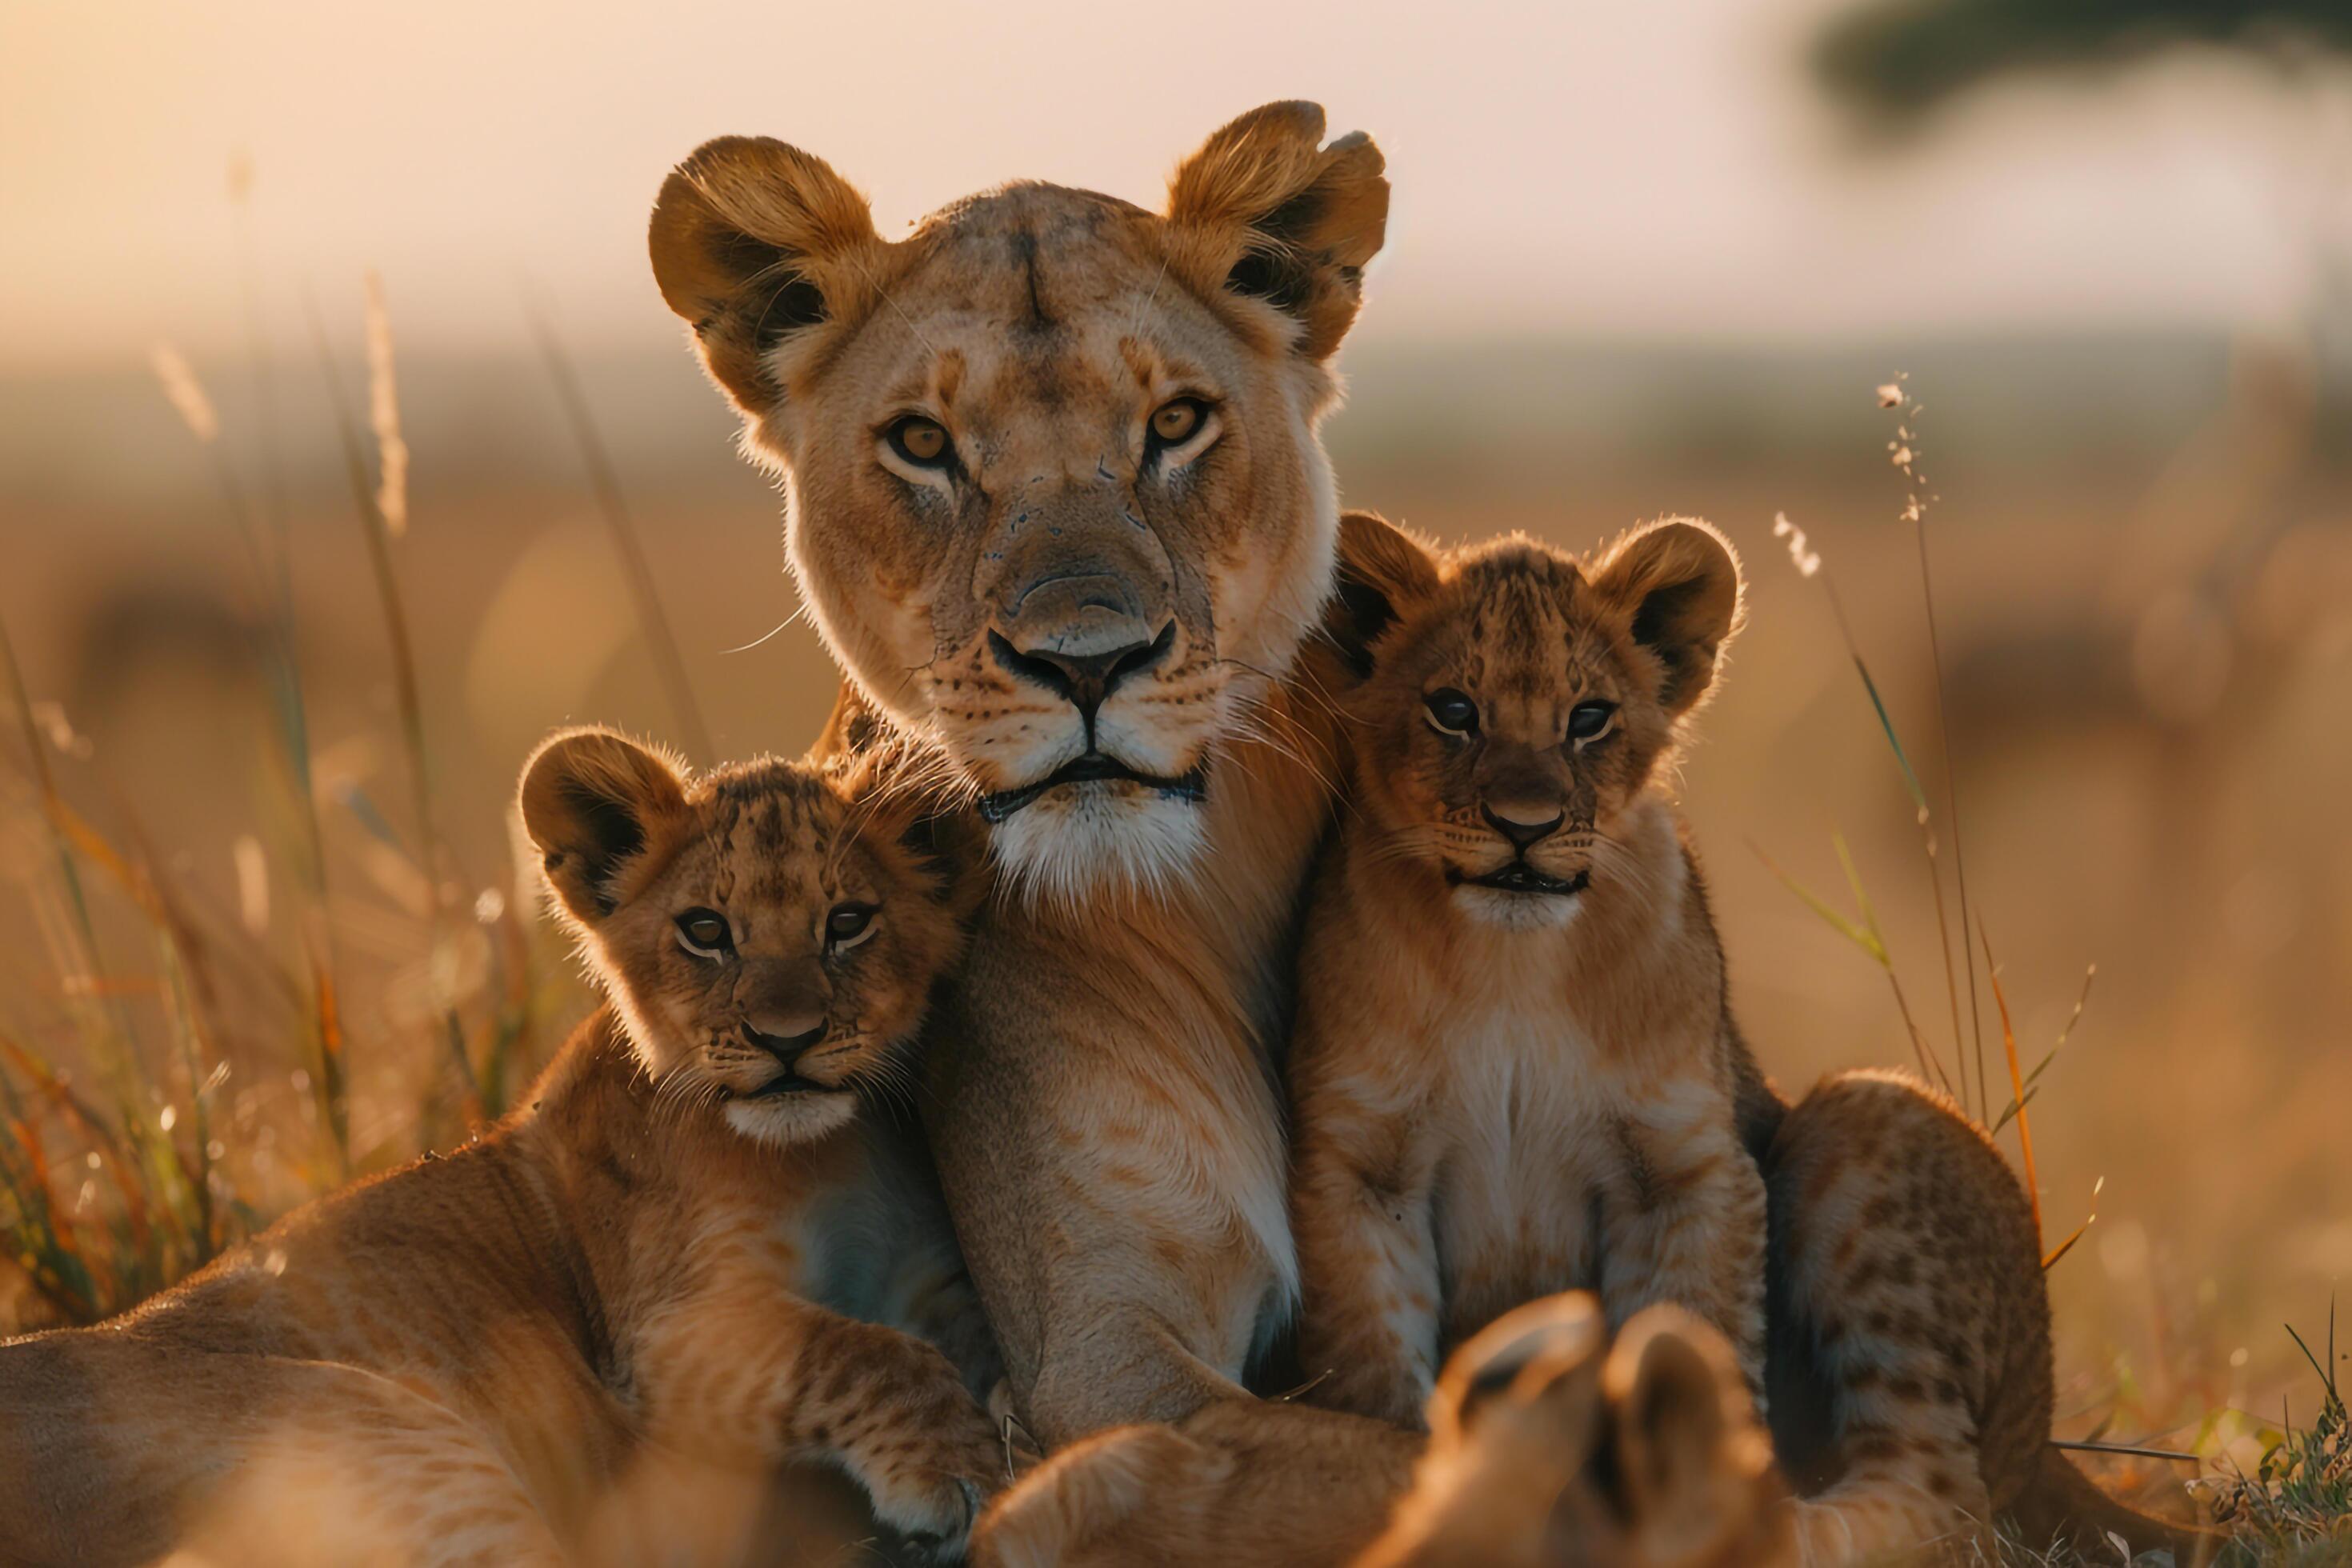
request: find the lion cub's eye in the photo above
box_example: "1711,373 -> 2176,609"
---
674,908 -> 734,958
825,903 -> 878,952
1568,701 -> 1618,746
1423,689 -> 1479,738
885,416 -> 950,469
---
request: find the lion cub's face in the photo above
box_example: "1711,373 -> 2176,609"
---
1339,520 -> 1742,931
519,730 -> 965,1146
646,103 -> 1388,902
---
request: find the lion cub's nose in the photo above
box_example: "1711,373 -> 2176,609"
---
742,1014 -> 826,1064
1482,800 -> 1566,852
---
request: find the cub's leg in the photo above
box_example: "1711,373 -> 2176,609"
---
1599,1097 -> 1771,1400
1292,1110 -> 1442,1428
637,1294 -> 1003,1559
1766,1069 -> 2042,1564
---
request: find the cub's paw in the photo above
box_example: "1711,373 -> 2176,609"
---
854,1386 -> 1005,1562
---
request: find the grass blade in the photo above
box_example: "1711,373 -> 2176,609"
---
1979,919 -> 2042,1243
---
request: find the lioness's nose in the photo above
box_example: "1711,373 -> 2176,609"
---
742,1012 -> 826,1063
1482,800 -> 1566,851
990,610 -> 1175,724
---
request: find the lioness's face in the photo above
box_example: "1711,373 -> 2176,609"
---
1342,522 -> 1743,931
649,104 -> 1387,900
519,731 -> 965,1146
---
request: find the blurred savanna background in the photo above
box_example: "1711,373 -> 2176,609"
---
2,0 -> 2348,1550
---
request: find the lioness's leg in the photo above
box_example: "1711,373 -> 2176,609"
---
0,1335 -> 564,1568
1765,1069 -> 2047,1563
972,1394 -> 1422,1568
186,1363 -> 570,1568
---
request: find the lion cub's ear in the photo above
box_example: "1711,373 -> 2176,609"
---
1165,101 -> 1389,362
1590,518 -> 1745,717
1600,1306 -> 1769,1564
830,741 -> 984,920
518,728 -> 691,925
1326,510 -> 1441,678
648,136 -> 884,414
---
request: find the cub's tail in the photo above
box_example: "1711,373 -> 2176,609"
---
2007,1446 -> 2231,1566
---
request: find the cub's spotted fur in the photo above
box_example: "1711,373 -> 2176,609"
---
1291,519 -> 1773,1426
0,732 -> 1000,1566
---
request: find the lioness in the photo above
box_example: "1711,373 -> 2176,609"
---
0,733 -> 1000,1567
1289,519 -> 1772,1423
643,102 -> 2200,1562
648,102 -> 1406,1462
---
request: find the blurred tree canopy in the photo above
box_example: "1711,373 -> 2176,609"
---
1815,0 -> 2352,122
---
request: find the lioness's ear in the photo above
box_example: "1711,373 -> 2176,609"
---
518,728 -> 690,924
648,136 -> 883,413
1165,102 -> 1389,361
1590,518 -> 1744,717
1326,510 -> 1440,677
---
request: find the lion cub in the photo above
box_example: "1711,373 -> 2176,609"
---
1358,1292 -> 1793,1568
0,730 -> 1000,1568
1290,518 -> 1774,1430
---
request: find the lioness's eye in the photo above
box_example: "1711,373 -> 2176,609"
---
1424,689 -> 1479,738
1147,398 -> 1208,450
886,416 -> 950,468
1568,701 -> 1618,744
675,908 -> 733,957
826,903 -> 878,951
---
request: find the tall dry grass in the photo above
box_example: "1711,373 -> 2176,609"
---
0,202 -> 2345,1562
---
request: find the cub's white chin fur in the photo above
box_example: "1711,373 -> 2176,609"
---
990,782 -> 1208,911
724,1090 -> 859,1147
1454,885 -> 1586,932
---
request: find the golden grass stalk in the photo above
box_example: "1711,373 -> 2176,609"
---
1992,965 -> 2094,1135
309,294 -> 440,889
147,336 -> 352,1174
525,298 -> 715,764
1763,512 -> 1962,1103
1978,919 -> 2042,1246
312,290 -> 497,1128
1749,836 -> 1954,1098
1881,380 -> 1989,1118
150,345 -> 220,443
362,272 -> 410,539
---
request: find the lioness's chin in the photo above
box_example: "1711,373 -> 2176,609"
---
724,1091 -> 859,1147
989,782 -> 1208,908
1453,885 -> 1586,932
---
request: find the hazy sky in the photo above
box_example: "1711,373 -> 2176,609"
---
1,0 -> 2337,370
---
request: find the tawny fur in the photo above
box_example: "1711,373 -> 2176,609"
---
650,100 -> 1421,1532
643,102 -> 2204,1567
1290,521 -> 1774,1431
1358,1293 -> 1794,1568
0,734 -> 1001,1568
1761,1070 -> 2223,1565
